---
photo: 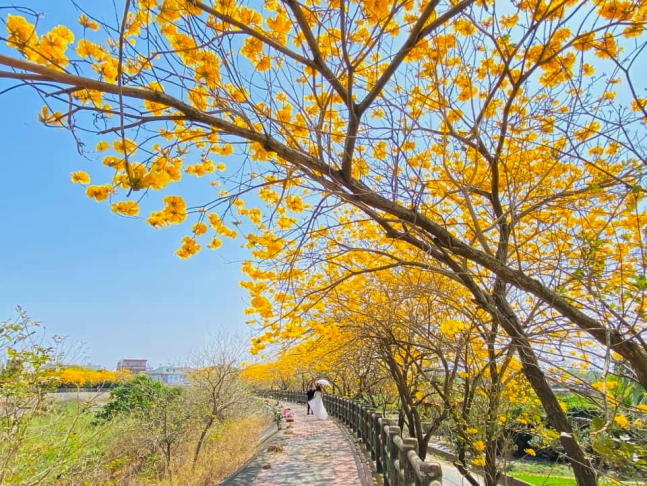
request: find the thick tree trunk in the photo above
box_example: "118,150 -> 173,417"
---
515,344 -> 598,486
484,440 -> 499,486
491,295 -> 598,486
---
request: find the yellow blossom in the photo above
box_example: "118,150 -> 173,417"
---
111,201 -> 139,216
85,184 -> 111,201
614,415 -> 629,428
78,14 -> 99,31
70,171 -> 90,184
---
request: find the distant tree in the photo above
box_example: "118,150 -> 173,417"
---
188,334 -> 252,468
98,374 -> 188,478
97,374 -> 182,420
57,366 -> 131,389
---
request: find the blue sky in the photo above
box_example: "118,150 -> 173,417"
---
0,0 -> 253,368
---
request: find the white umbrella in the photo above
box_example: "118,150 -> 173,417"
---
316,378 -> 331,386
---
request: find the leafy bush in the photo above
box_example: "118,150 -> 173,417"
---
97,374 -> 182,421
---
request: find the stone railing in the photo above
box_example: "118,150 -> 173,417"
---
262,390 -> 442,486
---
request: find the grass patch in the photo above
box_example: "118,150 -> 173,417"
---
2,398 -> 271,485
510,473 -> 577,486
506,460 -> 575,477
1,400 -> 113,485
509,472 -> 640,486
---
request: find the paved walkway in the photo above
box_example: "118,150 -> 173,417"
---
437,463 -> 485,485
222,402 -> 374,486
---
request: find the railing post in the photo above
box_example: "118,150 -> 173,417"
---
345,400 -> 350,427
408,452 -> 442,486
356,402 -> 362,438
379,418 -> 394,485
347,399 -> 351,426
400,437 -> 417,485
363,406 -> 372,449
372,412 -> 383,468
387,426 -> 401,486
360,405 -> 366,444
357,404 -> 362,438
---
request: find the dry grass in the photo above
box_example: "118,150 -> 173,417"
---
52,414 -> 270,486
166,416 -> 269,486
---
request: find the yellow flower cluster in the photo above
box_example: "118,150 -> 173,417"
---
472,455 -> 485,467
285,195 -> 306,213
78,14 -> 99,31
185,160 -> 215,177
6,15 -> 74,69
86,184 -> 112,201
111,201 -> 140,217
70,171 -> 90,185
208,212 -> 237,239
614,415 -> 629,428
73,89 -> 103,106
175,236 -> 200,259
147,195 -> 187,228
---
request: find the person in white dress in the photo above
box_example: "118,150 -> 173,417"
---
308,385 -> 328,420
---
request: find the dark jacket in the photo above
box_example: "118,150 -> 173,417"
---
306,388 -> 316,400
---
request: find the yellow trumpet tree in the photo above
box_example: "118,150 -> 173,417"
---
57,366 -> 132,388
239,207 -> 647,483
243,327 -> 396,402
2,1 -> 647,484
241,246 -> 549,484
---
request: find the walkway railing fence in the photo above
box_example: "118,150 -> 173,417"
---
262,390 -> 442,486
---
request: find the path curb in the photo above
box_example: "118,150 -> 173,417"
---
333,415 -> 376,486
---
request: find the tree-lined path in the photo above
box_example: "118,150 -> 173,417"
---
223,402 -> 374,486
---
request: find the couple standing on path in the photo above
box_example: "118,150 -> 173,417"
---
306,384 -> 328,420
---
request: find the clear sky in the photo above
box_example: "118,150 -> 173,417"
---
0,0 -> 253,369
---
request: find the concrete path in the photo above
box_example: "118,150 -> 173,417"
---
222,401 -> 374,486
437,462 -> 485,486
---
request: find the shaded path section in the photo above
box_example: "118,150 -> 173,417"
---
222,401 -> 374,486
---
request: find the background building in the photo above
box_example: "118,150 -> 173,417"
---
116,358 -> 148,374
147,366 -> 189,385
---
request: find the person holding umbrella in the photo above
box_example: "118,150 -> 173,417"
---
308,379 -> 329,420
305,383 -> 316,415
